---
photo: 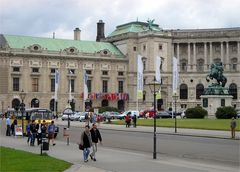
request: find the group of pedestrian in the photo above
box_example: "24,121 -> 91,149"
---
26,120 -> 56,146
79,123 -> 102,162
124,112 -> 137,128
5,115 -> 17,136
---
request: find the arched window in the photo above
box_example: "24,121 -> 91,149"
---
180,84 -> 188,99
101,99 -> 109,107
117,100 -> 124,112
12,99 -> 20,109
196,84 -> 204,99
230,58 -> 238,71
31,98 -> 39,108
229,83 -> 238,99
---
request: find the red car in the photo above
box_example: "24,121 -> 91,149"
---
140,110 -> 156,118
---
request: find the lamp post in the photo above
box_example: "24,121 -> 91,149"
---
148,77 -> 161,159
172,92 -> 178,133
19,89 -> 26,136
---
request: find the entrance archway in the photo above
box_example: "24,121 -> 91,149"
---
12,99 -> 20,109
31,98 -> 39,108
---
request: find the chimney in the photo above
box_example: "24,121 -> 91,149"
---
74,28 -> 81,40
96,20 -> 105,42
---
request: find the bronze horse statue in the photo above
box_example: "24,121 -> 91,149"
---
206,62 -> 227,87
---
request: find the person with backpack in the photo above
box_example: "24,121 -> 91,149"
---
48,120 -> 56,146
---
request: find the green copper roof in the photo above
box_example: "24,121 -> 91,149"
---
108,21 -> 162,37
2,34 -> 124,57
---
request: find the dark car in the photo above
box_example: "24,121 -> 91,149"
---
156,111 -> 172,118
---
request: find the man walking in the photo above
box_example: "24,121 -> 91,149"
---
48,121 -> 56,146
6,116 -> 11,136
90,123 -> 102,161
230,117 -> 237,139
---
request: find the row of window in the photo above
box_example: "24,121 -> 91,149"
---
12,77 -> 124,93
12,67 -> 125,76
133,44 -> 163,52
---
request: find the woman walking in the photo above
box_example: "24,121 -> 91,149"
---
80,125 -> 92,162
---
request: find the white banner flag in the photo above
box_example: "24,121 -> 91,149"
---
83,70 -> 89,101
54,70 -> 60,101
155,56 -> 161,83
137,55 -> 143,99
172,57 -> 179,94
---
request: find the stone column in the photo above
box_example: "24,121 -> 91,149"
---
188,43 -> 191,71
193,42 -> 196,71
209,42 -> 213,64
226,41 -> 229,70
238,42 -> 240,61
177,43 -> 180,59
220,42 -> 224,63
204,42 -> 207,70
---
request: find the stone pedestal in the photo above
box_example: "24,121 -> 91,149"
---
200,95 -> 233,118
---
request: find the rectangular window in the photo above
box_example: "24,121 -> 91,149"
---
13,67 -> 20,72
102,80 -> 108,93
51,78 -> 55,92
102,71 -> 108,75
68,69 -> 75,74
143,61 -> 146,71
87,80 -> 91,93
50,68 -> 56,74
13,78 -> 19,91
159,44 -> 162,50
118,71 -> 124,76
221,99 -> 225,107
143,45 -> 146,51
203,98 -> 208,108
32,68 -> 39,73
86,70 -> 92,75
32,78 -> 39,92
118,81 -> 124,93
133,46 -> 137,51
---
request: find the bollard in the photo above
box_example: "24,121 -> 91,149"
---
63,127 -> 70,145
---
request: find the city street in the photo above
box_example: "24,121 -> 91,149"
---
1,119 -> 239,172
56,121 -> 239,167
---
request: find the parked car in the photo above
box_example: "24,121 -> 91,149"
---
156,111 -> 172,118
140,109 -> 156,118
237,111 -> 240,118
70,112 -> 81,121
61,114 -> 74,121
79,112 -> 88,122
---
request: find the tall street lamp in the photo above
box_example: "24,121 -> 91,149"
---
148,77 -> 161,159
172,92 -> 178,133
19,89 -> 26,136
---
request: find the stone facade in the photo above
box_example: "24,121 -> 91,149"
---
0,21 -> 239,114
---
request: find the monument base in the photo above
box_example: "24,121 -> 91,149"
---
200,95 -> 233,118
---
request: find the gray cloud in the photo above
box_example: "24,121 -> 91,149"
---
1,0 -> 240,40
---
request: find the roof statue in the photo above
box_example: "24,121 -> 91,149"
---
147,19 -> 155,31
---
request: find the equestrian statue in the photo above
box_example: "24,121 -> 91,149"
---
206,62 -> 227,87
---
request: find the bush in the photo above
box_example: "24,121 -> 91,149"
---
215,106 -> 237,119
185,106 -> 208,119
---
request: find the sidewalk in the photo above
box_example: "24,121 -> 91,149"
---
55,120 -> 240,140
0,134 -> 238,172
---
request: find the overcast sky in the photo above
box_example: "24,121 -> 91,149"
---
1,0 -> 240,41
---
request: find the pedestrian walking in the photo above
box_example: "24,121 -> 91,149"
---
80,125 -> 92,162
41,120 -> 47,138
132,114 -> 137,128
6,116 -> 11,136
11,116 -> 17,136
48,120 -> 56,146
125,113 -> 131,128
230,117 -> 237,139
90,123 -> 102,161
36,120 -> 42,145
26,120 -> 31,145
30,120 -> 37,146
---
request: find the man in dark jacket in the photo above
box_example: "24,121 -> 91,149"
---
89,123 -> 102,161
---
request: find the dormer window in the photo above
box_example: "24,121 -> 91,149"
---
28,44 -> 42,52
65,47 -> 78,54
99,49 -> 112,56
